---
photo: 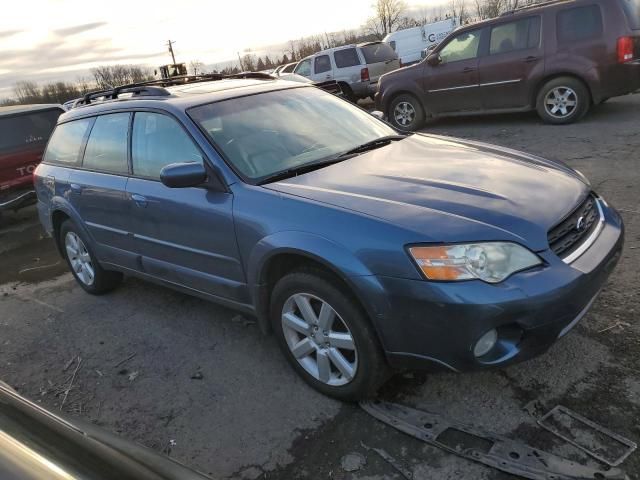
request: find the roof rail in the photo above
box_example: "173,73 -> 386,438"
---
72,72 -> 276,108
500,0 -> 571,16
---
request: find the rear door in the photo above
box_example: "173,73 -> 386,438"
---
67,113 -> 136,269
313,54 -> 334,81
478,16 -> 543,109
0,109 -> 61,195
359,42 -> 400,82
424,28 -> 484,114
125,111 -> 245,302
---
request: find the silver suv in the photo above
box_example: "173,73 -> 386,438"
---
294,42 -> 400,101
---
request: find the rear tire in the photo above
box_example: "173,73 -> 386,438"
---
59,220 -> 122,294
271,269 -> 388,401
388,94 -> 425,131
340,84 -> 357,103
536,77 -> 590,125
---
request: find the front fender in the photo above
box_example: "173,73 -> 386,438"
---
247,231 -> 389,335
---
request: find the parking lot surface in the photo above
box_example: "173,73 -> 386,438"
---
1,94 -> 639,479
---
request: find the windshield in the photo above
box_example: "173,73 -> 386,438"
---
189,87 -> 396,183
360,43 -> 397,63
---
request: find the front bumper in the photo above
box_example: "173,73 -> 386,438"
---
353,201 -> 624,372
0,189 -> 36,211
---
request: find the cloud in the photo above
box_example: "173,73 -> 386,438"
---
53,22 -> 107,36
0,30 -> 22,39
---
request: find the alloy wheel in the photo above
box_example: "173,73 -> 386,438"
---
394,101 -> 416,127
544,87 -> 578,119
65,232 -> 95,286
281,293 -> 358,386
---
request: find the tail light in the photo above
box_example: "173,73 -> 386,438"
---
360,67 -> 370,82
618,36 -> 634,63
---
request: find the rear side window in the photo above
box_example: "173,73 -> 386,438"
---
620,0 -> 640,29
43,118 -> 93,165
360,43 -> 397,64
132,112 -> 202,179
490,17 -> 541,54
334,48 -> 361,68
314,55 -> 332,74
0,109 -> 61,153
82,113 -> 130,174
557,5 -> 603,44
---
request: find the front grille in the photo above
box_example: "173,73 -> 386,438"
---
548,194 -> 600,259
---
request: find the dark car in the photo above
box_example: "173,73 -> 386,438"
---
376,0 -> 640,129
0,104 -> 63,213
34,75 -> 623,401
0,381 -> 211,479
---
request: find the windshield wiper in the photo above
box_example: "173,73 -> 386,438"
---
257,157 -> 350,185
339,134 -> 408,157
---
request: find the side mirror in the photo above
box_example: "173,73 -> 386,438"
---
427,54 -> 442,66
160,162 -> 207,188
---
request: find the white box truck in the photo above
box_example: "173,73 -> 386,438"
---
384,18 -> 459,66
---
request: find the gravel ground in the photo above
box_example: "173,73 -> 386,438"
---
1,94 -> 639,480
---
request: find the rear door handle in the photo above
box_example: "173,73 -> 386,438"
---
131,194 -> 148,208
70,183 -> 83,195
463,67 -> 476,73
524,56 -> 538,63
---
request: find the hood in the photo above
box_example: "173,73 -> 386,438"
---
264,134 -> 589,251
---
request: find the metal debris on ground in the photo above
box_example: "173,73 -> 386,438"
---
127,371 -> 139,382
340,452 -> 366,472
191,371 -> 204,380
113,352 -> 137,368
60,356 -> 82,410
598,321 -> 631,333
538,405 -> 637,467
360,400 -> 628,480
361,441 -> 413,479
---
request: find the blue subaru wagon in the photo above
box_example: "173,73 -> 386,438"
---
35,75 -> 623,400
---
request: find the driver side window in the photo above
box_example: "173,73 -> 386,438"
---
294,59 -> 312,77
439,29 -> 482,63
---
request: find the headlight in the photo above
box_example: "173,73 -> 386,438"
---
408,242 -> 542,283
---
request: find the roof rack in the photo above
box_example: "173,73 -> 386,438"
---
500,0 -> 571,16
72,72 -> 276,108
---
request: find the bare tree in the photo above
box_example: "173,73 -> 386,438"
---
449,0 -> 470,24
91,65 -> 154,89
364,0 -> 407,40
189,60 -> 205,75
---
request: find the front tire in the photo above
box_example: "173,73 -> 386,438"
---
536,77 -> 590,125
271,270 -> 388,401
59,220 -> 122,294
388,94 -> 425,131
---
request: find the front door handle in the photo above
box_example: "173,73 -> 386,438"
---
524,56 -> 538,63
131,194 -> 148,208
463,67 -> 476,73
70,183 -> 83,195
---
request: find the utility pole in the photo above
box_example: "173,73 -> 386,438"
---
167,40 -> 177,64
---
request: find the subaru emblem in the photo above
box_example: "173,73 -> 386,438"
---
576,216 -> 586,232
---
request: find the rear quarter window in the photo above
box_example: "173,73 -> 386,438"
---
360,43 -> 397,64
334,48 -> 361,68
43,118 -> 94,166
557,5 -> 603,44
0,109 -> 61,154
620,0 -> 640,29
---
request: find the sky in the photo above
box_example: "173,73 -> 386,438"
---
0,0 -> 446,99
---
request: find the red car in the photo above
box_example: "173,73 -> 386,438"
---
0,104 -> 63,213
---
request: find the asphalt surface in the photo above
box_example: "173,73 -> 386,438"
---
1,94 -> 639,480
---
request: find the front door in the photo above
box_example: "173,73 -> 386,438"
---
424,28 -> 484,114
478,16 -> 543,110
125,111 -> 246,303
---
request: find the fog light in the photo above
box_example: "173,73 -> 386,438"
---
474,329 -> 498,358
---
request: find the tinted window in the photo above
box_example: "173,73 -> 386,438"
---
0,109 -> 61,153
360,43 -> 397,63
557,5 -> 603,43
314,55 -> 332,74
43,118 -> 93,165
490,17 -> 540,54
82,113 -> 130,174
439,29 -> 482,63
132,112 -> 202,179
190,88 -> 395,182
334,48 -> 361,68
621,0 -> 640,29
294,59 -> 312,77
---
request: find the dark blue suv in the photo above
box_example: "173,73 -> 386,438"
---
35,75 -> 623,400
